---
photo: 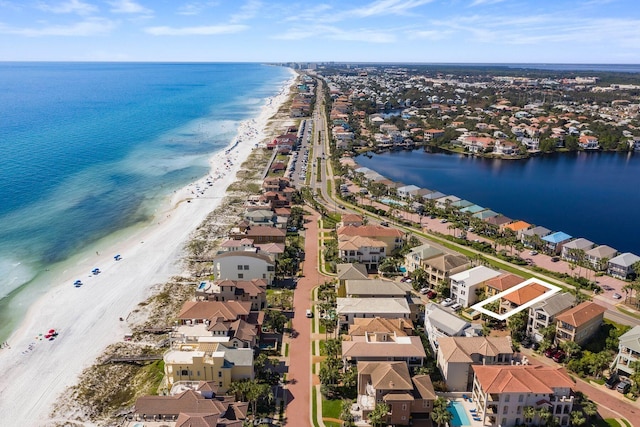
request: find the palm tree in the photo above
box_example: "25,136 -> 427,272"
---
523,406 -> 536,426
559,340 -> 581,359
581,399 -> 598,421
570,410 -> 586,426
340,399 -> 355,427
430,397 -> 453,427
537,406 -> 552,426
367,402 -> 390,427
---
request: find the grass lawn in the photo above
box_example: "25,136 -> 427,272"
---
319,340 -> 326,356
284,343 -> 289,357
312,386 -> 319,427
322,398 -> 343,425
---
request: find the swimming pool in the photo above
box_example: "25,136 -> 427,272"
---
448,401 -> 471,427
379,198 -> 406,206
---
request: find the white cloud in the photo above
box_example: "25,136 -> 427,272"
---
406,29 -> 451,40
108,0 -> 152,14
0,17 -> 115,36
350,0 -> 434,17
469,0 -> 506,6
177,1 -> 218,16
230,0 -> 262,23
274,24 -> 396,43
144,24 -> 248,36
37,0 -> 97,15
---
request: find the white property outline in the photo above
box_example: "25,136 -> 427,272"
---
470,278 -> 562,321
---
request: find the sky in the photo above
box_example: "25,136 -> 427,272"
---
1,0 -> 639,63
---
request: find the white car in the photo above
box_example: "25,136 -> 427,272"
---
450,303 -> 462,311
441,298 -> 453,307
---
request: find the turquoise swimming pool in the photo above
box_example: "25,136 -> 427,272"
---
448,401 -> 471,426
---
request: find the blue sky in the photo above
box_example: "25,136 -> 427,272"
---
1,0 -> 639,63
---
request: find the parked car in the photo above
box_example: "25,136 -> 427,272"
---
544,348 -> 557,358
427,291 -> 437,299
440,219 -> 448,223
529,250 -> 538,255
419,287 -> 429,294
605,374 -> 620,389
552,350 -> 566,363
305,309 -> 313,318
450,302 -> 462,311
441,298 -> 453,307
551,256 -> 560,262
531,342 -> 540,351
521,337 -> 532,348
380,221 -> 389,227
613,293 -> 622,299
617,380 -> 631,394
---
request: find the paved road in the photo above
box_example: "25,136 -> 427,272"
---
285,210 -> 325,427
522,348 -> 640,424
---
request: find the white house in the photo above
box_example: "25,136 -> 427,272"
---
212,251 -> 275,285
397,185 -> 421,199
449,266 -> 502,308
337,297 -> 410,329
607,252 -> 640,279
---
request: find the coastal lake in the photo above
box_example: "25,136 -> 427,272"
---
356,150 -> 640,255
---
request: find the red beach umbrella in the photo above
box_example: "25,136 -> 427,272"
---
48,329 -> 55,334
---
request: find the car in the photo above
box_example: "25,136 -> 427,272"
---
430,215 -> 436,219
440,219 -> 448,223
544,348 -> 557,358
602,285 -> 614,291
531,342 -> 540,351
521,337 -> 532,348
552,350 -> 566,363
529,250 -> 538,256
441,298 -> 453,307
605,374 -> 620,389
380,221 -> 389,227
613,293 -> 622,299
525,258 -> 534,265
419,287 -> 429,294
551,256 -> 560,262
450,303 -> 462,310
467,227 -> 475,232
305,309 -> 313,318
617,380 -> 631,394
427,291 -> 437,299
338,205 -> 345,209
287,226 -> 297,232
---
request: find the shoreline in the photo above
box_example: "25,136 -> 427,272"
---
0,69 -> 296,424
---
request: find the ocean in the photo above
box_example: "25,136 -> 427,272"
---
356,150 -> 640,255
0,62 -> 292,340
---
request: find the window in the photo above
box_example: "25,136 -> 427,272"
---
237,265 -> 243,270
519,395 -> 524,403
502,418 -> 507,426
244,265 -> 250,270
180,369 -> 189,376
503,406 -> 508,414
402,404 -> 407,410
218,371 -> 222,377
238,273 -> 244,279
504,395 -> 510,403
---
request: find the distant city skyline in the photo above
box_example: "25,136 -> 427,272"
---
1,0 -> 639,63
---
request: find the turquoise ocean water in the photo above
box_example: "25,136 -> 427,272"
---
0,62 -> 291,340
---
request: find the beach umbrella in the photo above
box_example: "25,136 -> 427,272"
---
49,329 -> 55,334
44,334 -> 51,339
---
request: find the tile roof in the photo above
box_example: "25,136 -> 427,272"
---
358,361 -> 413,390
530,292 -> 575,316
348,317 -> 413,336
178,301 -> 252,322
619,325 -> 640,353
343,335 -> 426,359
412,375 -> 437,400
438,336 -> 513,363
485,273 -> 525,292
473,365 -> 573,394
501,282 -> 549,305
337,224 -> 405,238
504,220 -> 531,232
337,297 -> 410,315
555,301 -> 605,327
609,252 -> 640,267
336,263 -> 369,280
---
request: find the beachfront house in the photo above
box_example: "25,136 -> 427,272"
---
212,252 -> 275,285
542,231 -> 572,255
555,301 -> 606,346
195,278 -> 267,311
397,184 -> 421,200
612,325 -> 640,377
485,273 -> 525,297
337,224 -> 405,250
585,245 -> 618,271
521,226 -> 551,248
449,266 -> 502,308
607,252 -> 640,279
436,336 -> 514,392
163,343 -> 253,391
129,387 -> 249,426
561,238 -> 595,262
471,365 -> 574,427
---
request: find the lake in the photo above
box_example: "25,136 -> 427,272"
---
356,150 -> 640,255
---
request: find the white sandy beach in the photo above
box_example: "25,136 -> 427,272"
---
0,75 -> 294,425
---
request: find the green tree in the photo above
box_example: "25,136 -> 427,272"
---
340,399 -> 355,426
559,340 -> 582,359
570,410 -> 586,426
431,397 -> 453,427
523,406 -> 536,426
537,406 -> 552,426
367,402 -> 390,427
263,309 -> 287,333
581,399 -> 598,421
507,310 -> 528,342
